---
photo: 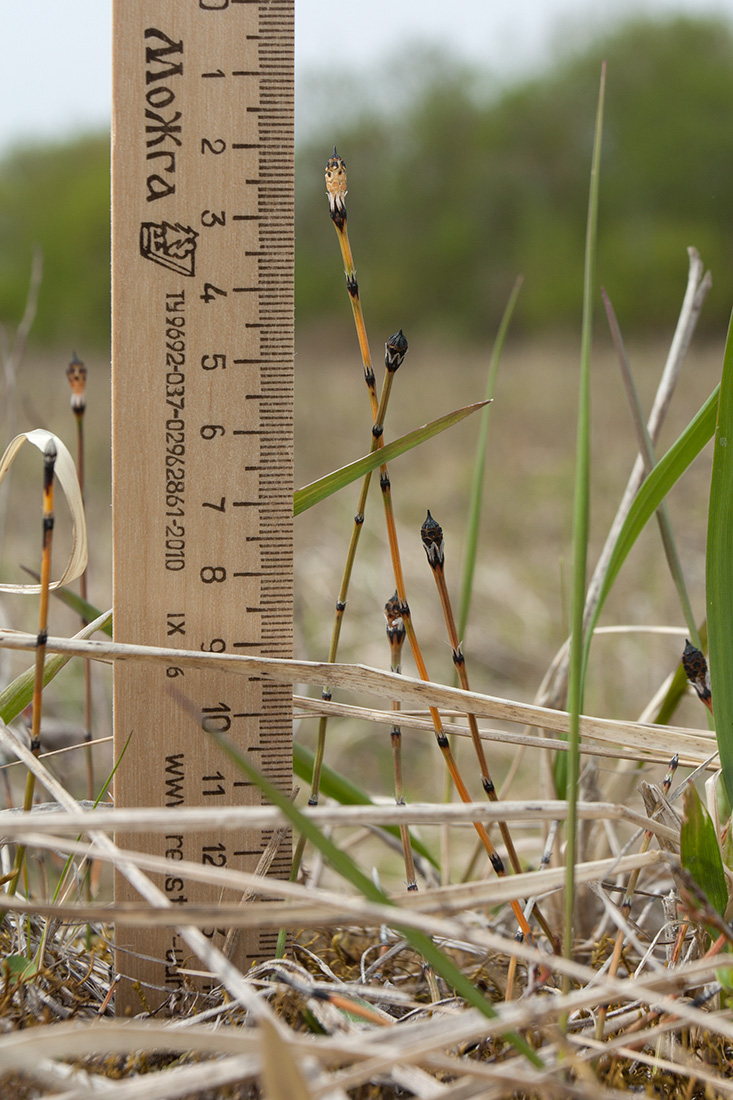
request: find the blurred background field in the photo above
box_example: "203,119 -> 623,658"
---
0,12 -> 730,814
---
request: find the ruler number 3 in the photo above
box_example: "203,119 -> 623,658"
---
202,211 -> 226,228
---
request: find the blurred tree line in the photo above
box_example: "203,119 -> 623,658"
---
0,15 -> 732,349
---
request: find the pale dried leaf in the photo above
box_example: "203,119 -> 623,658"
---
0,429 -> 87,592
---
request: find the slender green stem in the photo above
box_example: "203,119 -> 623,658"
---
458,275 -> 523,643
563,62 -> 606,989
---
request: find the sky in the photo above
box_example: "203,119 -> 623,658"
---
1,0 -> 732,154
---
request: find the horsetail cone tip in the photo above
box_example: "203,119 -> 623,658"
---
66,353 -> 87,413
681,640 -> 712,704
420,510 -> 445,569
325,147 -> 348,227
384,591 -> 406,645
385,329 -> 409,372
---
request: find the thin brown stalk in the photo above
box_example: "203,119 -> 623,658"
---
66,354 -> 94,804
291,160 -> 409,930
308,332 -> 408,807
7,438 -> 57,897
325,148 -> 377,418
375,440 -> 538,938
384,595 -> 442,1003
384,594 -> 418,892
325,150 -> 536,944
420,510 -> 555,945
420,512 -> 521,859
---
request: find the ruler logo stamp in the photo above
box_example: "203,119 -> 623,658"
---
140,221 -> 198,275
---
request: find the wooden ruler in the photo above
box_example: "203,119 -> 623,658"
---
111,0 -> 294,1014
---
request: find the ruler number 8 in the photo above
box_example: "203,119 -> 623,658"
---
201,567 -> 226,584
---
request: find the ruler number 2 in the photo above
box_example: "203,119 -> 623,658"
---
201,138 -> 226,155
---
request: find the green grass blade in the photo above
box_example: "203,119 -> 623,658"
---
210,728 -> 542,1066
681,783 -> 728,918
20,567 -> 112,636
707,312 -> 733,804
294,401 -> 489,516
457,277 -> 523,642
0,653 -> 70,726
293,740 -> 439,869
0,609 -> 112,725
563,61 -> 605,978
583,384 -> 719,681
50,731 -> 132,905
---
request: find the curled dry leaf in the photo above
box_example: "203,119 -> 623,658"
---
0,428 -> 88,593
